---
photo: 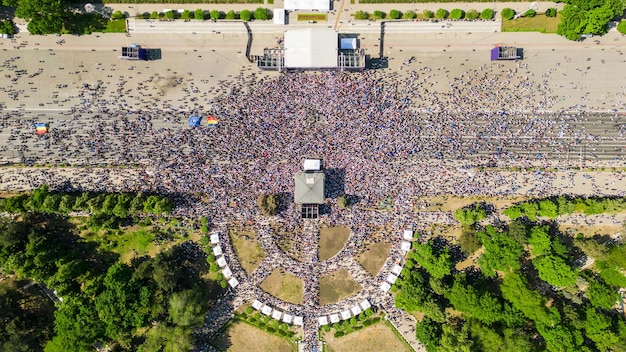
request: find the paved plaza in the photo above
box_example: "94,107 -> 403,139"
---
1,11 -> 626,352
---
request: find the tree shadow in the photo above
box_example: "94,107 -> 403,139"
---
325,168 -> 345,199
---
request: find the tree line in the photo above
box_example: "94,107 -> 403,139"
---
0,185 -> 174,217
504,196 -> 626,221
394,200 -> 626,352
0,211 -> 216,351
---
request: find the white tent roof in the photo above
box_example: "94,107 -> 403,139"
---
380,282 -> 391,292
216,256 -> 227,268
330,314 -> 340,323
386,273 -> 398,284
210,234 -> 220,244
282,313 -> 293,324
284,0 -> 330,11
212,245 -> 223,256
222,267 -> 232,279
262,305 -> 273,316
403,230 -> 413,240
359,300 -> 371,310
340,310 -> 351,320
272,310 -> 283,320
303,159 -> 321,171
340,37 -> 357,50
350,305 -> 362,316
273,9 -> 285,25
392,264 -> 403,275
284,29 -> 337,68
228,277 -> 239,288
318,316 -> 329,326
293,316 -> 304,326
401,241 -> 412,253
252,300 -> 263,310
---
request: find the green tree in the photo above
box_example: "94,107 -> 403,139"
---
354,10 -> 368,20
439,322 -> 472,352
194,9 -> 204,20
524,9 -> 537,18
508,219 -> 528,245
111,10 -> 124,20
458,225 -> 480,255
423,10 -> 434,19
538,200 -> 558,218
150,11 -> 159,19
445,275 -> 504,325
536,322 -> 583,352
597,261 -> 626,287
584,307 -> 619,351
410,240 -> 452,280
389,9 -> 401,19
168,289 -> 208,327
254,7 -> 268,20
210,10 -> 220,20
181,10 -> 191,20
466,9 -> 480,20
240,9 -> 252,22
586,277 -> 620,310
480,8 -> 494,20
545,7 -> 558,17
15,0 -> 68,35
165,10 -> 176,20
373,10 -> 385,19
337,195 -> 349,209
225,10 -> 237,20
501,272 -> 558,325
435,9 -> 449,19
533,254 -> 578,287
450,9 -> 464,20
403,10 -> 416,19
528,225 -> 552,256
501,8 -> 516,20
477,226 -> 524,276
415,317 -> 441,352
618,20 -> 626,34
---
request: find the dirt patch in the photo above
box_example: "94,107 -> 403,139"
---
324,322 -> 412,352
416,195 -> 530,212
211,321 -> 296,352
319,226 -> 351,261
559,224 -> 623,238
229,228 -> 265,274
356,242 -> 391,276
260,268 -> 304,305
319,268 -> 362,306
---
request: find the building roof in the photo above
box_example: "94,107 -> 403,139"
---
283,0 -> 330,11
294,171 -> 325,204
284,29 -> 337,68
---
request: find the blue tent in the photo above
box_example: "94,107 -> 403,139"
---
188,116 -> 201,127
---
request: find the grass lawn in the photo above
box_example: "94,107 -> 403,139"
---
319,226 -> 351,261
105,19 -> 127,33
502,14 -> 560,33
211,321 -> 296,352
229,228 -> 265,274
324,321 -> 412,352
319,268 -> 362,305
260,268 -> 304,305
297,13 -> 327,21
356,242 -> 391,276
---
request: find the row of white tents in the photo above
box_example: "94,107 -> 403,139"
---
380,229 -> 414,292
318,299 -> 371,326
210,233 -> 239,288
252,300 -> 304,326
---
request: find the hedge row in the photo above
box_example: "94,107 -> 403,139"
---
237,312 -> 296,339
359,0 -> 525,3
108,0 -> 263,3
504,196 -> 626,221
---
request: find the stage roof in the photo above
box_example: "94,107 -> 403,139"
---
284,0 -> 330,11
294,171 -> 325,204
284,29 -> 337,69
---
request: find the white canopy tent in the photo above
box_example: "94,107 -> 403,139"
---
403,229 -> 413,240
273,9 -> 285,25
272,310 -> 283,320
212,245 -> 223,256
318,316 -> 329,326
282,313 -> 293,324
221,267 -> 232,279
252,300 -> 263,310
400,241 -> 412,253
386,273 -> 398,284
330,314 -> 340,323
391,264 -> 403,276
216,256 -> 227,268
262,305 -> 273,316
303,159 -> 321,171
380,282 -> 391,292
284,0 -> 330,11
228,277 -> 239,288
210,234 -> 220,244
340,310 -> 351,320
359,300 -> 371,310
293,316 -> 304,326
350,305 -> 362,316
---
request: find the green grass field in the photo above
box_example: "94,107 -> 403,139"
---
229,229 -> 265,274
211,321 -> 296,352
502,14 -> 560,33
319,226 -> 351,261
357,242 -> 391,276
319,269 -> 362,305
260,269 -> 304,304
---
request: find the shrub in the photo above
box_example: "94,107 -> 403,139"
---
466,9 -> 479,20
545,7 -> 557,18
194,9 -> 205,20
403,10 -> 416,19
423,10 -> 434,19
435,9 -> 449,19
220,280 -> 227,288
240,9 -> 252,21
389,9 -> 401,19
334,331 -> 345,338
618,20 -> 626,34
373,10 -> 385,19
350,317 -> 357,325
480,8 -> 494,20
165,10 -> 176,20
246,306 -> 254,315
210,10 -> 220,20
150,11 -> 159,19
524,9 -> 536,18
225,10 -> 237,19
450,9 -> 464,20
322,324 -> 331,332
141,12 -> 150,19
354,10 -> 368,20
254,7 -> 268,20
501,8 -> 515,20
181,10 -> 191,20
111,10 -> 124,20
